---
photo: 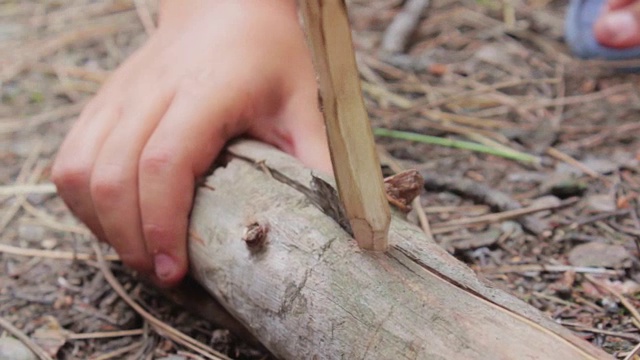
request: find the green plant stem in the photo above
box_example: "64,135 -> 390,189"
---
374,128 -> 539,164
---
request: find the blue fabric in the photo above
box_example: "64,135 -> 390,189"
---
566,0 -> 640,60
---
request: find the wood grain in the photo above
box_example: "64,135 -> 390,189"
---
188,140 -> 610,360
298,0 -> 391,251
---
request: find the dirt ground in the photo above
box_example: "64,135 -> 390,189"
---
1,0 -> 639,359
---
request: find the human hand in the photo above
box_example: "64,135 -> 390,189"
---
595,0 -> 640,48
52,0 -> 331,286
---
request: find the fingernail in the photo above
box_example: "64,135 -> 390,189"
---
154,253 -> 176,281
600,11 -> 638,45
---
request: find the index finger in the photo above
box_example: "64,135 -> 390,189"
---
138,84 -> 245,286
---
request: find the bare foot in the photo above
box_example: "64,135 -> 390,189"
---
52,0 -> 331,286
595,0 -> 640,48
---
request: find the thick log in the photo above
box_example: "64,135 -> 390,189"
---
188,140 -> 610,360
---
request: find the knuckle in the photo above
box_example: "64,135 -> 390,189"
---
51,161 -> 91,191
139,149 -> 176,176
90,170 -> 128,204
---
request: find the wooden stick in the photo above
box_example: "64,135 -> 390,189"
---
298,0 -> 391,251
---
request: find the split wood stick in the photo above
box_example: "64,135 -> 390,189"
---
298,0 -> 391,251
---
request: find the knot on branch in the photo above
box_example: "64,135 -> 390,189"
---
242,222 -> 269,250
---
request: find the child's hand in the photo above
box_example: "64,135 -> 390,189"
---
52,0 -> 331,286
595,0 -> 640,48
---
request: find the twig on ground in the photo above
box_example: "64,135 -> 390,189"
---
91,243 -> 230,360
421,109 -> 512,129
609,222 -> 640,237
10,140 -> 42,185
559,322 -> 640,342
420,118 -> 512,144
480,264 -> 622,276
2,20 -> 137,82
580,57 -> 640,69
0,315 -> 53,360
531,291 -> 577,308
423,204 -> 489,214
421,171 -> 548,235
361,81 -> 413,108
0,243 -> 120,262
522,83 -> 632,110
585,275 -> 640,330
380,0 -> 430,53
0,102 -> 86,136
30,63 -> 109,83
0,183 -> 57,196
362,81 -> 515,136
546,147 -> 603,180
133,0 -> 156,36
562,122 -> 640,150
570,209 -> 631,228
361,54 -> 408,80
90,341 -> 143,360
21,201 -> 90,235
431,197 -> 577,234
623,341 -> 640,360
573,296 -> 605,313
456,77 -> 540,123
386,78 -> 558,123
29,1 -> 135,31
0,142 -> 44,232
177,351 -> 208,360
67,329 -> 145,340
457,128 -> 519,154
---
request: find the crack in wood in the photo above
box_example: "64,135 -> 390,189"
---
388,244 -> 596,356
189,141 -> 609,359
227,151 -> 425,241
227,152 -> 354,236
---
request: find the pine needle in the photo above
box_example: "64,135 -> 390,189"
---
374,128 -> 540,164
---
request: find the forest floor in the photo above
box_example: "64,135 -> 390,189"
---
1,0 -> 639,358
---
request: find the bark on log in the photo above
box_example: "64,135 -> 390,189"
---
188,140 -> 611,360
